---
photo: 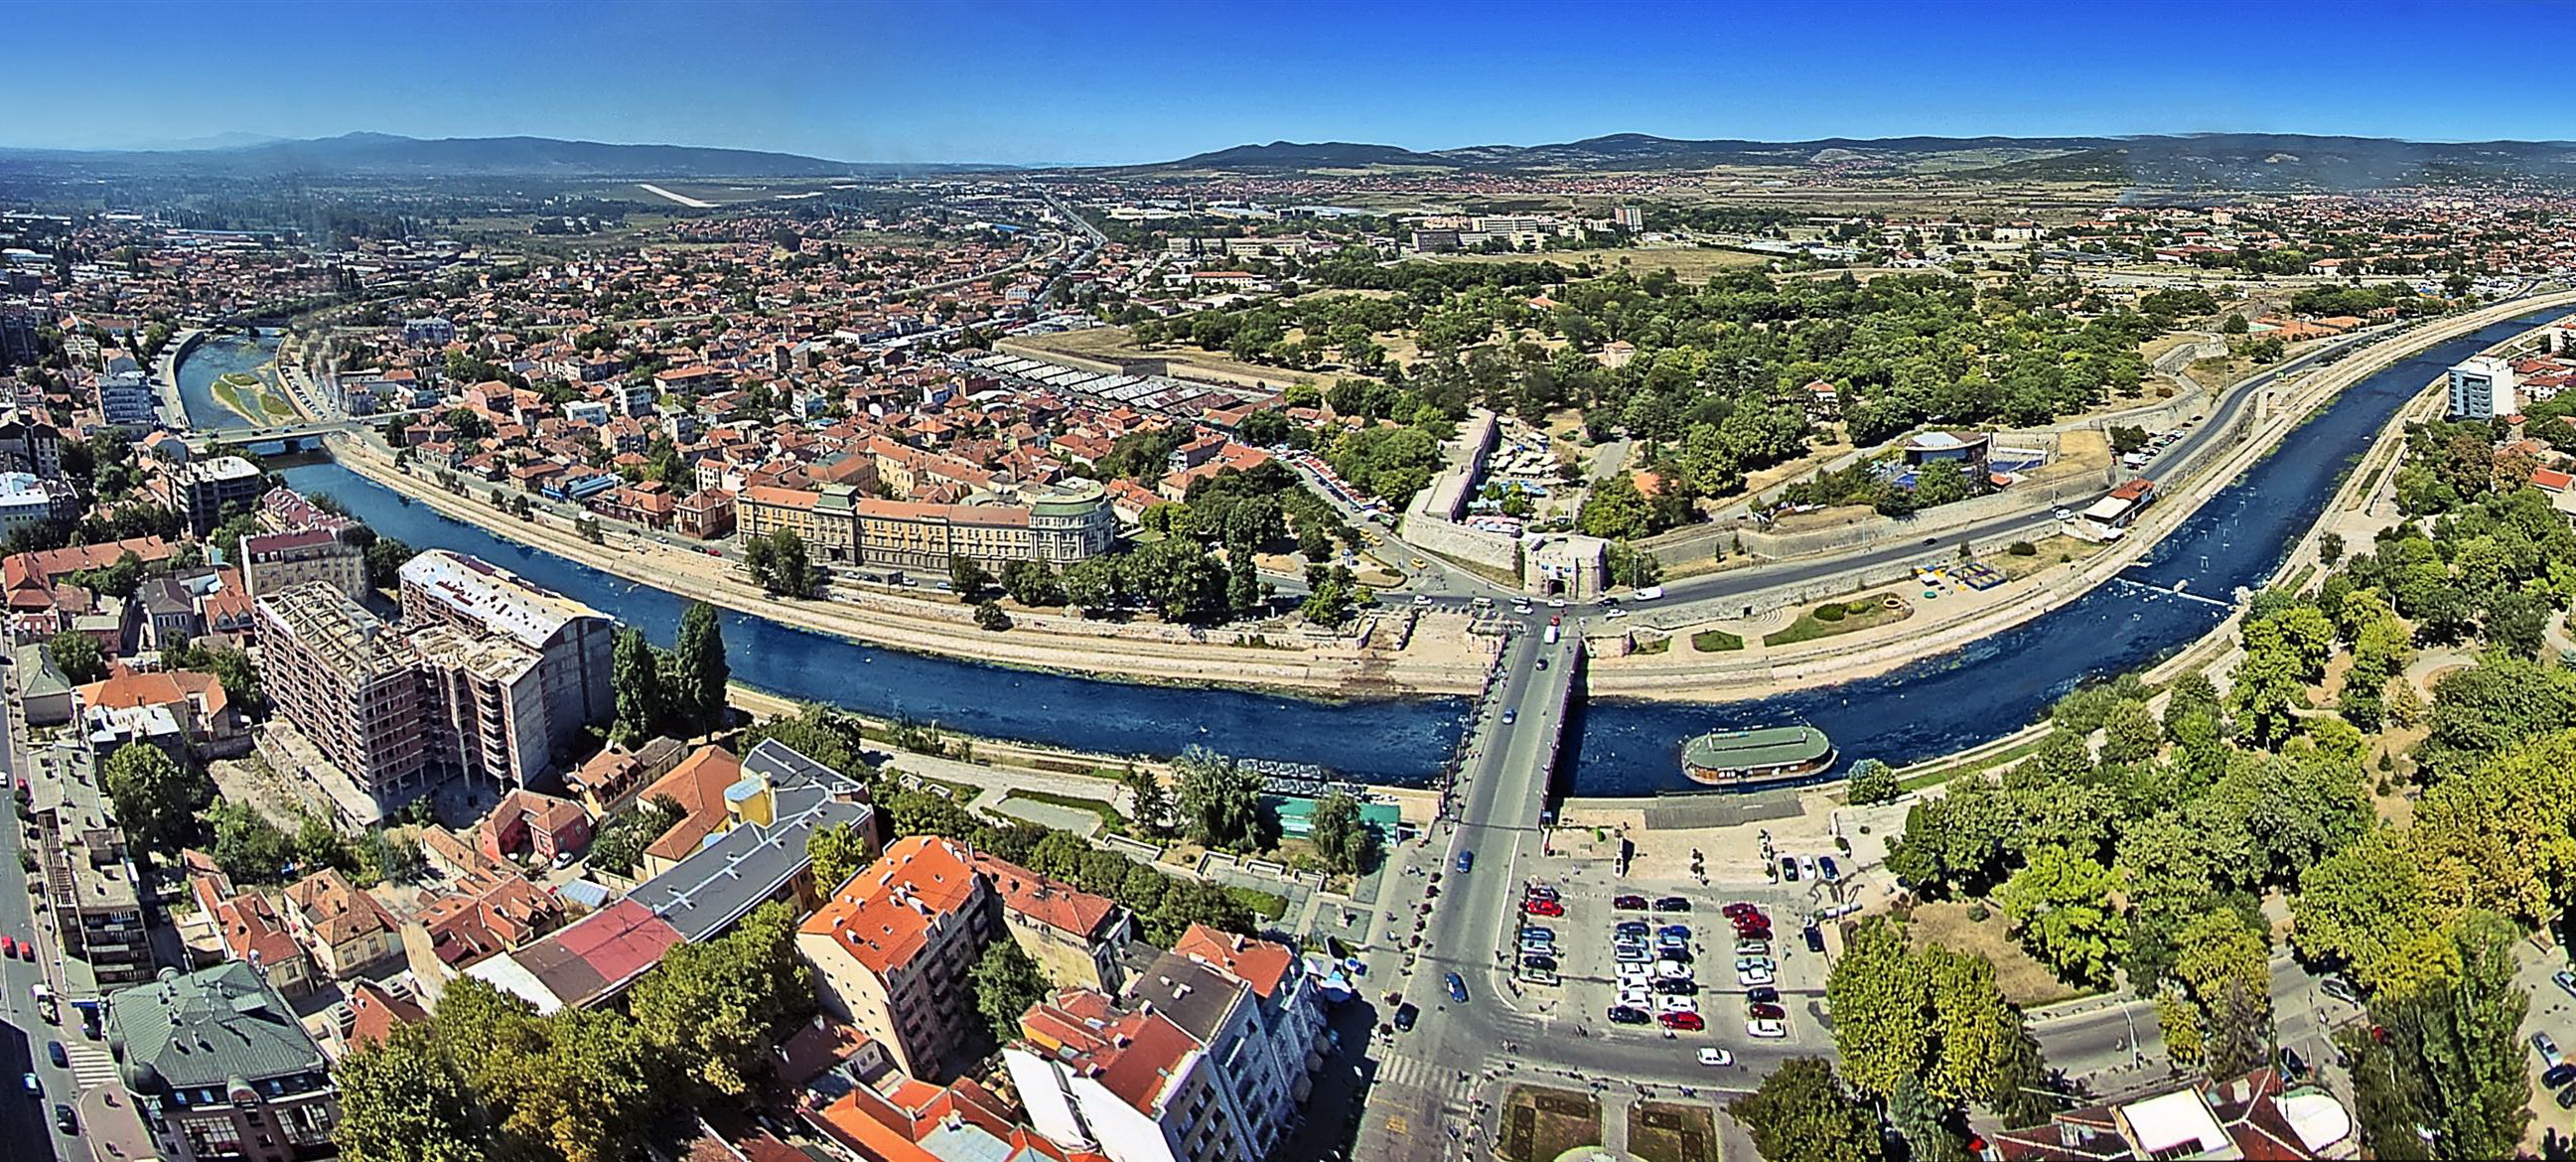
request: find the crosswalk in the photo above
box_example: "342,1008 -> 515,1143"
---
1372,1051 -> 1479,1105
65,1039 -> 117,1092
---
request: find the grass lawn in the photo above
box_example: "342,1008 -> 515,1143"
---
1906,900 -> 2084,1007
1630,1101 -> 1721,1162
1501,1086 -> 1602,1162
1006,788 -> 1127,833
1990,534 -> 2103,582
1762,597 -> 1910,648
1690,629 -> 1745,653
1632,636 -> 1672,654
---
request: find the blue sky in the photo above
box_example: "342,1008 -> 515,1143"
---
7,0 -> 2568,163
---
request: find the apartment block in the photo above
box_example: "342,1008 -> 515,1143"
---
254,582 -> 435,820
973,851 -> 1133,992
238,526 -> 367,601
797,834 -> 998,1079
156,455 -> 265,536
25,736 -> 153,990
398,548 -> 614,759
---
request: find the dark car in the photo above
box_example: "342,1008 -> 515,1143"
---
2559,1085 -> 2576,1111
2544,1063 -> 2576,1090
1818,855 -> 1841,883
1653,978 -> 1697,995
1746,986 -> 1781,1005
54,1102 -> 74,1133
2319,975 -> 2363,1006
1652,896 -> 1692,913
1616,921 -> 1651,939
1392,1002 -> 1420,1032
1803,925 -> 1827,952
2278,1046 -> 2310,1084
1780,860 -> 1800,882
1455,851 -> 1475,874
1522,955 -> 1558,972
1613,895 -> 1650,911
1747,1002 -> 1788,1021
1608,1005 -> 1652,1025
46,1042 -> 65,1069
1445,972 -> 1469,1004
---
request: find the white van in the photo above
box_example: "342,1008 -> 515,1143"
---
1634,586 -> 1664,601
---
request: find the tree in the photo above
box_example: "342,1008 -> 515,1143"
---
999,558 -> 1065,607
206,800 -> 297,884
44,630 -> 105,684
610,629 -> 664,747
2343,912 -> 2530,1161
949,555 -> 993,602
671,602 -> 730,733
1728,1058 -> 1887,1162
1123,768 -> 1176,837
974,600 -> 1013,631
1845,759 -> 1899,805
968,940 -> 1051,1046
629,903 -> 811,1102
1995,845 -> 2126,986
332,1023 -> 490,1162
1300,579 -> 1355,627
364,537 -> 413,591
101,742 -> 209,853
1172,746 -> 1268,852
805,822 -> 869,891
2169,907 -> 2273,1079
1306,791 -> 1379,875
587,796 -> 684,878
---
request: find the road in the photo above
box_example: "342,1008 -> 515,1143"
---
0,661 -> 76,1161
2030,957 -> 2349,1088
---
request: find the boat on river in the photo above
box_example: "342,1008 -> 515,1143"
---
1680,725 -> 1836,788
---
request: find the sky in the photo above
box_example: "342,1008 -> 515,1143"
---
6,0 -> 2570,165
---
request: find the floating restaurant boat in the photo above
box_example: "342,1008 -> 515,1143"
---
1680,725 -> 1836,788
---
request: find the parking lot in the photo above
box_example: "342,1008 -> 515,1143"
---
1504,864 -> 1843,1062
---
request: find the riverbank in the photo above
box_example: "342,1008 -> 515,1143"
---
324,434 -> 1494,699
1585,290 -> 2576,703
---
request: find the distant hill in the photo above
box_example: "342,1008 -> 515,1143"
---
0,133 -> 1016,178
1106,132 -> 2576,191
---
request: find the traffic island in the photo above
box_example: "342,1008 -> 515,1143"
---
1502,1085 -> 1604,1162
1629,1100 -> 1721,1162
1761,594 -> 1912,647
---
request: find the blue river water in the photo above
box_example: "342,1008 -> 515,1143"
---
275,463 -> 1473,782
253,308 -> 2555,795
1569,309 -> 2566,795
173,331 -> 278,431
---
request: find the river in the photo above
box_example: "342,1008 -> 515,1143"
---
173,330 -> 278,431
276,463 -> 1471,782
1568,308 -> 2565,795
274,308 -> 2553,795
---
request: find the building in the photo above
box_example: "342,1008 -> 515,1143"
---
1524,533 -> 1608,601
255,582 -> 435,820
797,834 -> 999,1079
1984,1067 -> 2356,1160
25,736 -> 152,989
401,316 -> 457,347
738,483 -> 859,561
411,622 -> 552,792
975,852 -> 1134,992
156,455 -> 265,536
101,368 -> 162,427
1004,929 -> 1326,1162
238,526 -> 367,601
0,470 -> 56,535
1616,205 -> 1645,229
106,962 -> 341,1162
76,669 -> 245,758
479,788 -> 593,865
398,549 -> 614,784
280,867 -> 403,980
676,488 -> 736,539
0,409 -> 65,477
2449,355 -> 2518,419
1902,430 -> 1994,471
191,871 -> 314,999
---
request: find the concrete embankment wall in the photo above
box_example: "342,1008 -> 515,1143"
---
1722,469 -> 2116,562
1404,410 -> 1523,575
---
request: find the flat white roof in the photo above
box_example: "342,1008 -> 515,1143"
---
2121,1089 -> 2230,1156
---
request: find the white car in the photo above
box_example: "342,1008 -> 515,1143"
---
1697,1047 -> 1735,1067
1413,594 -> 1431,606
1605,608 -> 1629,619
2053,508 -> 2073,520
1748,1018 -> 1787,1039
1737,962 -> 1776,987
1654,960 -> 1692,979
1657,995 -> 1699,1015
1620,987 -> 1654,1009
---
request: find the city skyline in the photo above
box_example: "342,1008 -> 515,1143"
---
6,0 -> 2570,164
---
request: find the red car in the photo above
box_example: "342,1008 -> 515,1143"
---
1522,899 -> 1564,918
1735,924 -> 1773,941
1659,1011 -> 1705,1031
1613,895 -> 1650,911
0,937 -> 14,958
1721,902 -> 1763,920
1747,1002 -> 1788,1021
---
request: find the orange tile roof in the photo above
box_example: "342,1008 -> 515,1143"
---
1173,923 -> 1297,998
76,668 -> 230,723
640,745 -> 743,863
799,835 -> 983,975
344,979 -> 428,1052
1018,988 -> 1201,1114
972,853 -> 1118,940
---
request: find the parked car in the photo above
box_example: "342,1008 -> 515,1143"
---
1735,941 -> 1772,958
2542,1063 -> 2575,1091
1780,859 -> 1799,882
1658,1011 -> 1705,1031
1391,1002 -> 1420,1032
1653,978 -> 1697,995
1518,926 -> 1555,943
1616,921 -> 1651,939
1445,972 -> 1469,1005
2279,1046 -> 2311,1085
2554,970 -> 2576,1005
1608,1005 -> 1652,1025
1614,895 -> 1650,911
1525,884 -> 1559,903
1746,986 -> 1782,1005
2559,1084 -> 2576,1111
1697,1047 -> 1734,1067
1521,955 -> 1558,972
1737,962 -> 1775,987
1652,896 -> 1692,913
2537,1032 -> 2565,1071
1655,995 -> 1699,1016
1523,899 -> 1564,918
1748,1018 -> 1788,1040
1818,855 -> 1841,883
1659,924 -> 1692,941
1721,902 -> 1763,920
1747,1002 -> 1788,1021
1619,987 -> 1654,1009
1803,925 -> 1827,953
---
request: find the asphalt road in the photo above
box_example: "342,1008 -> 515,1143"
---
2031,956 -> 2353,1097
0,664 -> 75,1161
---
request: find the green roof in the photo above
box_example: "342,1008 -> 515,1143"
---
1266,794 -> 1400,839
1682,726 -> 1833,773
106,962 -> 329,1096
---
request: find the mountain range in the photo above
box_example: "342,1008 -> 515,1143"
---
1126,132 -> 2576,191
0,132 -> 1004,178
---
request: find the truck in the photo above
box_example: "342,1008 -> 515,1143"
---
1544,623 -> 1561,645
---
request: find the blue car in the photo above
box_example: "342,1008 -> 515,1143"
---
1455,851 -> 1475,873
1445,971 -> 1470,1004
